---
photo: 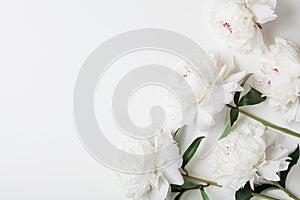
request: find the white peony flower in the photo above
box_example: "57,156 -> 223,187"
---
209,0 -> 277,53
116,131 -> 184,200
164,53 -> 246,132
210,120 -> 290,191
256,37 -> 300,123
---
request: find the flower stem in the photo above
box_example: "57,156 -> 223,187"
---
251,192 -> 280,200
226,105 -> 300,139
181,174 -> 222,187
272,182 -> 299,200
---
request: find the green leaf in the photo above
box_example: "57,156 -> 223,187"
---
238,87 -> 266,107
234,73 -> 253,105
182,137 -> 205,170
200,188 -> 210,200
174,125 -> 186,152
219,122 -> 231,139
234,91 -> 240,107
171,181 -> 201,192
181,181 -> 201,190
174,191 -> 186,200
240,73 -> 254,87
235,182 -> 252,200
254,184 -> 277,193
230,107 -> 239,126
171,184 -> 182,192
280,145 -> 300,187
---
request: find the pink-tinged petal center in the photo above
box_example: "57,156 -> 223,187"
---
224,144 -> 235,156
260,67 -> 281,85
182,66 -> 192,78
273,68 -> 279,73
267,80 -> 271,85
223,22 -> 233,33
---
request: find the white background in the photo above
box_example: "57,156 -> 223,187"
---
1,0 -> 300,199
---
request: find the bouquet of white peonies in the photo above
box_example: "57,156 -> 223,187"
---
116,0 -> 300,200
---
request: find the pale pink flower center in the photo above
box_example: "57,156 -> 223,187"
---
261,67 -> 280,85
224,143 -> 235,156
182,67 -> 191,78
223,22 -> 233,33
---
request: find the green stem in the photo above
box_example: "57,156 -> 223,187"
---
226,105 -> 300,139
251,192 -> 280,200
272,182 -> 298,200
181,174 -> 222,187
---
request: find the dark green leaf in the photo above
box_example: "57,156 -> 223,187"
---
280,145 -> 300,187
230,107 -> 239,126
235,182 -> 252,200
233,92 -> 240,108
219,122 -> 231,139
254,184 -> 277,193
200,188 -> 210,200
234,73 -> 253,105
182,137 -> 205,169
181,181 -> 201,190
182,168 -> 189,175
240,73 -> 254,87
238,87 -> 266,107
174,191 -> 186,200
171,184 -> 182,192
174,125 -> 186,152
171,181 -> 201,192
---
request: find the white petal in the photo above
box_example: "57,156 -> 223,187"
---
145,177 -> 169,200
229,0 -> 245,4
249,176 -> 256,190
216,65 -> 228,82
251,31 -> 267,54
197,108 -> 215,130
210,84 -> 227,113
216,64 -> 235,82
283,99 -> 299,123
246,0 -> 277,10
225,71 -> 247,83
162,163 -> 184,185
182,106 -> 197,125
265,144 -> 289,160
224,92 -> 234,104
223,82 -> 243,93
296,104 -> 300,122
251,4 -> 277,24
258,161 -> 281,181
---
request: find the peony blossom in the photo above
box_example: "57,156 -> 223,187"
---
209,0 -> 277,53
116,131 -> 183,200
164,53 -> 246,132
210,120 -> 290,191
256,37 -> 300,123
